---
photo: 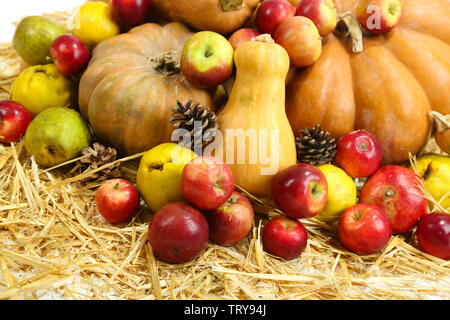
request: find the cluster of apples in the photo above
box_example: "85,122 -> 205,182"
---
267,129 -> 450,261
230,0 -> 403,69
96,156 -> 255,264
148,156 -> 256,264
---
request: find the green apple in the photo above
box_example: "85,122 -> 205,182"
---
181,31 -> 234,89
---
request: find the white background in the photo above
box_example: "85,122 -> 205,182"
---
0,0 -> 85,42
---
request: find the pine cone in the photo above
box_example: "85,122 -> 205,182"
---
170,100 -> 218,151
70,143 -> 122,183
296,125 -> 337,165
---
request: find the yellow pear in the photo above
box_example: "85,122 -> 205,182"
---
11,64 -> 76,116
136,143 -> 196,212
73,2 -> 120,49
315,163 -> 357,223
414,154 -> 450,210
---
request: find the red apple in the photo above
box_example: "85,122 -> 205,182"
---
335,129 -> 382,178
295,0 -> 337,37
356,0 -> 403,34
181,156 -> 234,211
271,163 -> 328,219
359,165 -> 428,234
148,202 -> 209,264
262,215 -> 308,260
112,0 -> 151,28
273,16 -> 322,68
228,28 -> 261,50
0,100 -> 32,143
95,179 -> 140,223
416,213 -> 450,260
255,0 -> 296,35
204,191 -> 254,246
338,203 -> 392,255
50,34 -> 91,77
181,31 -> 234,89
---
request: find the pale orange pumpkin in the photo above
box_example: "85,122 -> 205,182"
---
150,0 -> 261,35
286,0 -> 450,164
78,22 -> 215,156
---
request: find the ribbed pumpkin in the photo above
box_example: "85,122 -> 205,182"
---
151,0 -> 260,35
78,22 -> 215,156
286,0 -> 450,164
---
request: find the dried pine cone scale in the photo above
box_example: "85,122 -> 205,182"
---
296,125 -> 337,165
170,100 -> 218,151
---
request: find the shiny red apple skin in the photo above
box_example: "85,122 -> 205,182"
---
271,163 -> 328,219
416,213 -> 450,260
50,34 -> 91,77
295,0 -> 338,37
0,100 -> 32,143
335,129 -> 382,178
356,0 -> 403,34
181,156 -> 234,211
148,202 -> 209,264
112,0 -> 151,28
359,165 -> 427,234
255,0 -> 296,35
338,203 -> 392,255
181,31 -> 234,89
228,28 -> 261,50
95,179 -> 140,223
272,16 -> 322,68
204,191 -> 254,246
262,215 -> 308,260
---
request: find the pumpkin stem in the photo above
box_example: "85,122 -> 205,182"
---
430,111 -> 450,133
334,12 -> 364,53
150,51 -> 181,75
254,34 -> 275,43
221,0 -> 245,12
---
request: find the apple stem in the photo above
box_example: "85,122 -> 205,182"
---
113,182 -> 122,190
221,0 -> 244,12
149,51 -> 181,75
334,12 -> 364,53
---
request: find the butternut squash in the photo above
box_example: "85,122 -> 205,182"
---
214,36 -> 297,196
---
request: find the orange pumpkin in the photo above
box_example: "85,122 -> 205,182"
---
150,0 -> 261,35
286,0 -> 450,164
78,22 -> 215,156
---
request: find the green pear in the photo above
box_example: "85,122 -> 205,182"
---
24,107 -> 91,168
13,16 -> 67,66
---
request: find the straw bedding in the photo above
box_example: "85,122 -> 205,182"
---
0,8 -> 449,300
